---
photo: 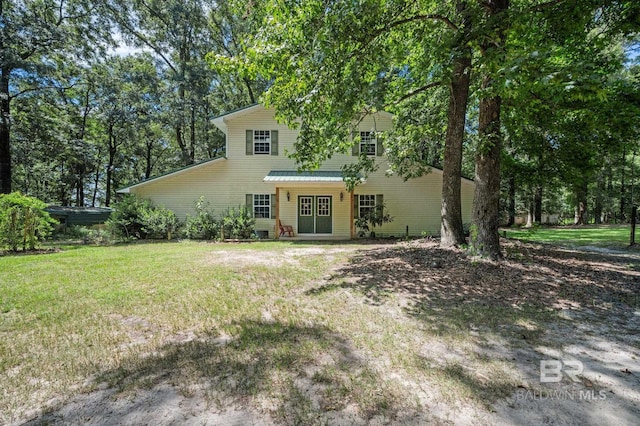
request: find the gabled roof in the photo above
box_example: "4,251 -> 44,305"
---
211,103 -> 394,134
116,156 -> 227,194
212,104 -> 262,133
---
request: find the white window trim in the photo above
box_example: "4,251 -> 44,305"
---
253,194 -> 271,218
253,130 -> 271,155
358,194 -> 376,218
360,131 -> 376,156
317,196 -> 331,217
300,196 -> 313,216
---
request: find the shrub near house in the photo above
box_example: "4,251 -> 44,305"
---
0,192 -> 55,252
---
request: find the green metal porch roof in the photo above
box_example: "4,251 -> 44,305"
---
264,170 -> 351,182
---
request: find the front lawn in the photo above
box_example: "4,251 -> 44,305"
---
504,224 -> 634,248
1,240 -> 639,425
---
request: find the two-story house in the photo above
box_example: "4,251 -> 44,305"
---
117,104 -> 475,239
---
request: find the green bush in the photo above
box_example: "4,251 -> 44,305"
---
0,192 -> 56,251
184,196 -> 220,240
106,195 -> 154,239
142,207 -> 179,240
355,202 -> 393,238
107,196 -> 180,240
222,205 -> 255,239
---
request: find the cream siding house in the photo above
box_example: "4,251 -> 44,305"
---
117,104 -> 475,239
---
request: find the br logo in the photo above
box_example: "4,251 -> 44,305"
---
540,360 -> 584,383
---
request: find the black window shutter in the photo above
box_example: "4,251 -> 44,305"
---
246,194 -> 253,217
271,193 -> 276,219
352,131 -> 359,156
376,194 -> 384,213
246,130 -> 253,155
376,134 -> 384,156
271,130 -> 278,156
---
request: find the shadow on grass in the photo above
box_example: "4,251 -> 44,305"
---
25,320 -> 429,425
312,240 -> 639,316
308,240 -> 640,410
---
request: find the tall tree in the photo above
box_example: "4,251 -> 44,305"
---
470,0 -> 509,259
0,0 -> 109,193
108,0 -> 266,166
441,0 -> 473,247
230,0 -> 480,248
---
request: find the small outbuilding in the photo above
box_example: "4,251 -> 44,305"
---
45,206 -> 113,227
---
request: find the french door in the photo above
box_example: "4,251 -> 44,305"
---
298,195 -> 332,234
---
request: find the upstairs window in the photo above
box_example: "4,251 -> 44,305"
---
254,130 -> 271,154
360,131 -> 376,156
246,130 -> 279,155
352,131 -> 382,156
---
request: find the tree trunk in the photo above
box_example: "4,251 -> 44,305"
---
190,99 -> 196,162
92,165 -> 100,207
507,174 -> 515,226
631,150 -> 636,210
105,124 -> 116,207
470,0 -> 508,259
594,167 -> 604,224
440,15 -> 472,247
620,148 -> 626,222
534,186 -> 542,224
472,81 -> 503,259
574,181 -> 587,225
525,193 -> 534,228
76,175 -> 85,207
145,138 -> 153,179
0,67 -> 12,194
244,77 -> 256,104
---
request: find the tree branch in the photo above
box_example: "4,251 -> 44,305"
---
106,3 -> 177,74
352,13 -> 458,60
530,0 -> 566,12
10,82 -> 79,100
386,14 -> 459,32
387,81 -> 443,107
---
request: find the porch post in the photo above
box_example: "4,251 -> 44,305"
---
275,187 -> 280,240
350,190 -> 355,239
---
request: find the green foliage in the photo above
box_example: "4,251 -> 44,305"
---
355,202 -> 393,237
0,192 -> 55,251
56,225 -> 114,245
107,195 -> 179,240
141,207 -> 179,240
107,196 -> 151,239
221,206 -> 256,239
184,196 -> 220,240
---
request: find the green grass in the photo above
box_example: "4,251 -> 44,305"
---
1,241 -> 418,423
3,238 -> 631,424
503,224 -> 633,248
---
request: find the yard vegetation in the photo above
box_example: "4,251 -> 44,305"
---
1,238 -> 639,425
505,225 -> 635,248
